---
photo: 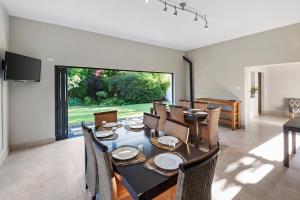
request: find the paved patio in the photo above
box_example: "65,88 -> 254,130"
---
68,116 -> 144,138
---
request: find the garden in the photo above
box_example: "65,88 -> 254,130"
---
68,68 -> 171,125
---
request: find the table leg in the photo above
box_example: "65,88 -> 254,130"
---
194,118 -> 199,148
284,130 -> 289,167
292,131 -> 296,154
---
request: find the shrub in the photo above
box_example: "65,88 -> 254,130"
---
68,98 -> 81,106
101,97 -> 125,106
108,72 -> 169,104
96,91 -> 108,99
83,96 -> 95,106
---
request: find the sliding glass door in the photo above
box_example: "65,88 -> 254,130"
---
55,65 -> 173,140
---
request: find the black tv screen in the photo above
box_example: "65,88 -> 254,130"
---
4,52 -> 41,82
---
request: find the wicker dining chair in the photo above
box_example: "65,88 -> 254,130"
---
194,102 -> 209,111
152,99 -> 163,115
91,130 -> 131,200
143,112 -> 160,131
179,99 -> 191,110
164,118 -> 190,144
155,147 -> 220,200
156,103 -> 167,131
82,122 -> 98,200
94,110 -> 117,129
199,107 -> 221,149
169,105 -> 185,123
176,146 -> 220,200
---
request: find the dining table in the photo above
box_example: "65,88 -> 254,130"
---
98,120 -> 206,200
283,117 -> 300,167
166,109 -> 208,147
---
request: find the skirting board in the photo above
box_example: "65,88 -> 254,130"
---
0,148 -> 9,167
10,138 -> 55,151
262,111 -> 292,117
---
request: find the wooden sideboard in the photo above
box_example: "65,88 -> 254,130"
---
195,98 -> 241,130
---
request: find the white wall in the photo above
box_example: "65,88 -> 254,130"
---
9,17 -> 186,146
262,63 -> 300,114
186,23 -> 300,126
0,3 -> 9,165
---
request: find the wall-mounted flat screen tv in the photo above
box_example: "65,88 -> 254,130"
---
4,51 -> 41,82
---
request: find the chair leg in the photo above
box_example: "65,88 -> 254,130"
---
86,184 -> 88,189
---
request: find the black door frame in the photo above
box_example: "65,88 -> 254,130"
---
55,65 -> 174,140
55,66 -> 68,140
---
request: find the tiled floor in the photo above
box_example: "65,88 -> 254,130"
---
1,114 -> 300,200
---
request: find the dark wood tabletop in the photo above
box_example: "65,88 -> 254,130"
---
283,117 -> 300,132
100,123 -> 206,200
283,117 -> 300,167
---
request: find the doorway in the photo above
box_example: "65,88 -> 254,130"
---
55,66 -> 174,140
244,62 -> 300,126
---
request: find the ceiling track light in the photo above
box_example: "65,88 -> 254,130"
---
151,0 -> 208,29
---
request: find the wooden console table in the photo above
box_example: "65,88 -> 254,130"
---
195,98 -> 241,130
283,118 -> 300,167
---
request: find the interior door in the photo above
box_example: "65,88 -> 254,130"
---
258,72 -> 262,115
55,66 -> 68,140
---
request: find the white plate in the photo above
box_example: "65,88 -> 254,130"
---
154,153 -> 183,170
157,136 -> 179,146
112,146 -> 138,160
129,124 -> 145,129
95,130 -> 113,138
196,111 -> 208,115
103,122 -> 118,128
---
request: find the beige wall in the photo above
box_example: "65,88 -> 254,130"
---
9,17 -> 186,146
0,3 -> 9,165
186,23 -> 300,125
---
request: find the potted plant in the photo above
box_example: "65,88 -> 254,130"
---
250,87 -> 258,98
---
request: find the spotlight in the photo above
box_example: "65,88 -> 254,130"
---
144,0 -> 149,3
194,13 -> 198,21
163,2 -> 167,12
205,24 -> 208,30
204,15 -> 208,30
173,6 -> 177,16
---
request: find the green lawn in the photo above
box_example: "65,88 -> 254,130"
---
68,103 -> 152,126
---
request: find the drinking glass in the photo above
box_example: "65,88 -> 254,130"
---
150,129 -> 156,139
112,127 -> 117,133
138,144 -> 144,155
126,118 -> 129,126
169,141 -> 176,152
102,121 -> 106,127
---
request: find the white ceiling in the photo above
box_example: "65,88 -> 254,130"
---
1,0 -> 300,51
